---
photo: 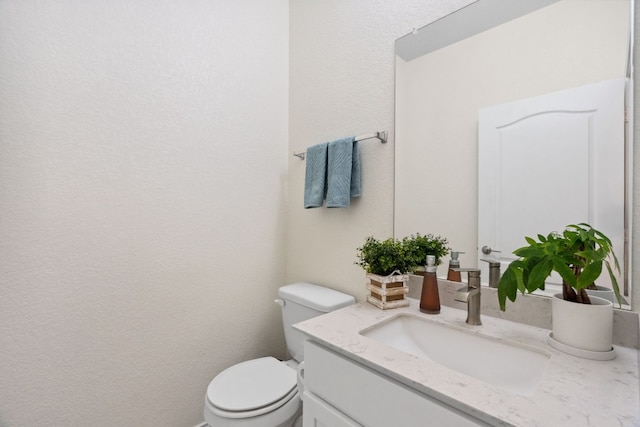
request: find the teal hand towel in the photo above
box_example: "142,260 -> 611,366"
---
304,142 -> 328,208
326,137 -> 360,208
350,141 -> 361,198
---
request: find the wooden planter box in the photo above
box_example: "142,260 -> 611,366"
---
366,273 -> 410,310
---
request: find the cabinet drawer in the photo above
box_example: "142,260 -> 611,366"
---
304,340 -> 487,427
303,391 -> 363,427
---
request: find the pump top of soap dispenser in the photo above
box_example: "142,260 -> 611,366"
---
447,251 -> 465,282
450,251 -> 460,267
449,251 -> 464,267
426,255 -> 437,273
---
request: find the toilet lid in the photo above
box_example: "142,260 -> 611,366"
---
207,357 -> 297,412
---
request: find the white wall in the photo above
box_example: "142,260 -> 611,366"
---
633,0 -> 640,311
288,0 -> 474,300
0,1 -> 288,426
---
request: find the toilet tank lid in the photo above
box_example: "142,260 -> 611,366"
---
279,283 -> 355,312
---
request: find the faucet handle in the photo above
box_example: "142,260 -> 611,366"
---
480,258 -> 501,267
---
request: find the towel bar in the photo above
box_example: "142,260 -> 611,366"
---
293,131 -> 387,160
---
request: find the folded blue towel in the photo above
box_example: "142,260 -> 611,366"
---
326,137 -> 360,208
304,142 -> 328,208
350,141 -> 361,198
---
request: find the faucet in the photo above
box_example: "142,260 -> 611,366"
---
481,258 -> 501,288
453,268 -> 482,325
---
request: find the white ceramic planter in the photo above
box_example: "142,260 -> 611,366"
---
585,285 -> 615,304
551,293 -> 613,353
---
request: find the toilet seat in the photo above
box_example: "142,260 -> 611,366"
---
207,357 -> 298,418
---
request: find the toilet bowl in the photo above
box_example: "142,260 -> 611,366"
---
204,357 -> 301,427
203,283 -> 355,427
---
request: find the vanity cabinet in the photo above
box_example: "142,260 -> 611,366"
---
303,340 -> 488,427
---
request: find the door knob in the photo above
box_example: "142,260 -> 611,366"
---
481,246 -> 501,255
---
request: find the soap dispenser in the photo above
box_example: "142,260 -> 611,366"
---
420,255 -> 440,314
447,251 -> 464,282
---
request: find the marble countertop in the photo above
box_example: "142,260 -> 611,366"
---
294,298 -> 640,426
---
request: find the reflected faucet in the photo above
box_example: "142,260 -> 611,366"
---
481,258 -> 501,288
453,268 -> 482,325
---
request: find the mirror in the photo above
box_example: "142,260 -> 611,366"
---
394,0 -> 633,308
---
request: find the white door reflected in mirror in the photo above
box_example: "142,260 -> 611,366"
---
478,78 -> 627,299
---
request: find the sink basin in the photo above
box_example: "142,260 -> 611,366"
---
359,314 -> 549,396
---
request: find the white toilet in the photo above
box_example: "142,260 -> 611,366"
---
203,282 -> 355,427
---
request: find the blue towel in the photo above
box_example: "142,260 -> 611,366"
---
350,141 -> 361,198
326,137 -> 360,208
303,142 -> 328,208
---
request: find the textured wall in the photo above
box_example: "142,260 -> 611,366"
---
288,0 -> 473,300
633,0 -> 640,311
0,1 -> 288,426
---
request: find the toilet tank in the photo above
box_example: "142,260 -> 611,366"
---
277,283 -> 355,362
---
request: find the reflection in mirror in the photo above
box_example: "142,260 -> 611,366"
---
394,0 -> 633,309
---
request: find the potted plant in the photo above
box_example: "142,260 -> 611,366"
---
356,236 -> 412,309
355,234 -> 450,309
403,233 -> 450,275
497,223 -> 621,356
355,236 -> 416,276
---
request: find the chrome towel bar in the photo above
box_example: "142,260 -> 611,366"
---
293,131 -> 387,160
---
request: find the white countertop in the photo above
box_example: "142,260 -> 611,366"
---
294,298 -> 640,426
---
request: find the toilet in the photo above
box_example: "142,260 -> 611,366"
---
203,282 -> 355,427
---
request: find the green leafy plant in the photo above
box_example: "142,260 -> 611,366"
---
498,223 -> 621,311
355,237 -> 413,276
403,233 -> 450,269
355,234 -> 450,276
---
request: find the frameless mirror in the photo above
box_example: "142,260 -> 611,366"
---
394,0 -> 633,309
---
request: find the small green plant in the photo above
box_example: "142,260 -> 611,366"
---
355,234 -> 450,276
403,233 -> 450,268
355,236 -> 412,276
498,223 -> 621,310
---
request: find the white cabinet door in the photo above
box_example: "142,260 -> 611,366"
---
304,341 -> 488,427
478,78 -> 626,288
302,391 -> 362,427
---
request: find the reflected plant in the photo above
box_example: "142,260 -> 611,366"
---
402,233 -> 450,268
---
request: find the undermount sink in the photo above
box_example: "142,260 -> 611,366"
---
359,314 -> 550,396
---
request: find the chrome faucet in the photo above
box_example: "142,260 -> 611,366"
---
481,258 -> 501,288
453,268 -> 482,325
